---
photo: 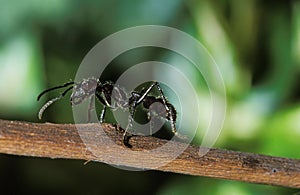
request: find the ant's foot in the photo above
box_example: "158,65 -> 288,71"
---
123,132 -> 133,148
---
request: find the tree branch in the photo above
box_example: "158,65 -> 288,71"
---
0,119 -> 299,188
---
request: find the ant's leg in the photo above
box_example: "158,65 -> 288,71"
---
169,111 -> 177,135
95,93 -> 108,106
123,105 -> 135,144
95,94 -> 109,123
148,113 -> 152,136
148,113 -> 155,136
124,106 -> 135,133
153,83 -> 179,136
153,82 -> 170,112
135,82 -> 178,135
99,106 -> 107,123
164,105 -> 178,136
135,82 -> 157,105
87,95 -> 95,123
136,82 -> 170,114
147,110 -> 161,136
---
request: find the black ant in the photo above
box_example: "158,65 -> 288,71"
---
37,78 -> 180,145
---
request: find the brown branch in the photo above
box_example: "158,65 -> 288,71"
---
0,119 -> 299,188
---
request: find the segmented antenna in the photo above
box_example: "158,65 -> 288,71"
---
38,96 -> 62,120
38,86 -> 74,120
37,81 -> 74,101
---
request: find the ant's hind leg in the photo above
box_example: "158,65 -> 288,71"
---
152,83 -> 179,136
153,82 -> 170,113
140,82 -> 172,119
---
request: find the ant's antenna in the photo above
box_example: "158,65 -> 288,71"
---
37,81 -> 74,101
38,86 -> 73,119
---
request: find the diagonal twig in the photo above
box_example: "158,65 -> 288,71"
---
0,119 -> 299,188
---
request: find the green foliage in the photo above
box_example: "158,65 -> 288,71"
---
0,0 -> 299,194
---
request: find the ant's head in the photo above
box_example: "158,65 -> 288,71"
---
37,78 -> 99,120
70,78 -> 99,105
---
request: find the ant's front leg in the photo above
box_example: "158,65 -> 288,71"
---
87,95 -> 95,123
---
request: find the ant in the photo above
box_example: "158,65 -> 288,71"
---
37,78 -> 180,146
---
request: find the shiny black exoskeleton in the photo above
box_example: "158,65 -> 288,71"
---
37,78 -> 178,145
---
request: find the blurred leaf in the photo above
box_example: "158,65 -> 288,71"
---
260,105 -> 300,158
0,31 -> 43,118
188,0 -> 250,96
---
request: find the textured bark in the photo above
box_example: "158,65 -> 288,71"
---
0,119 -> 299,188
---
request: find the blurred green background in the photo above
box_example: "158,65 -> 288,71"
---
0,0 -> 299,194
